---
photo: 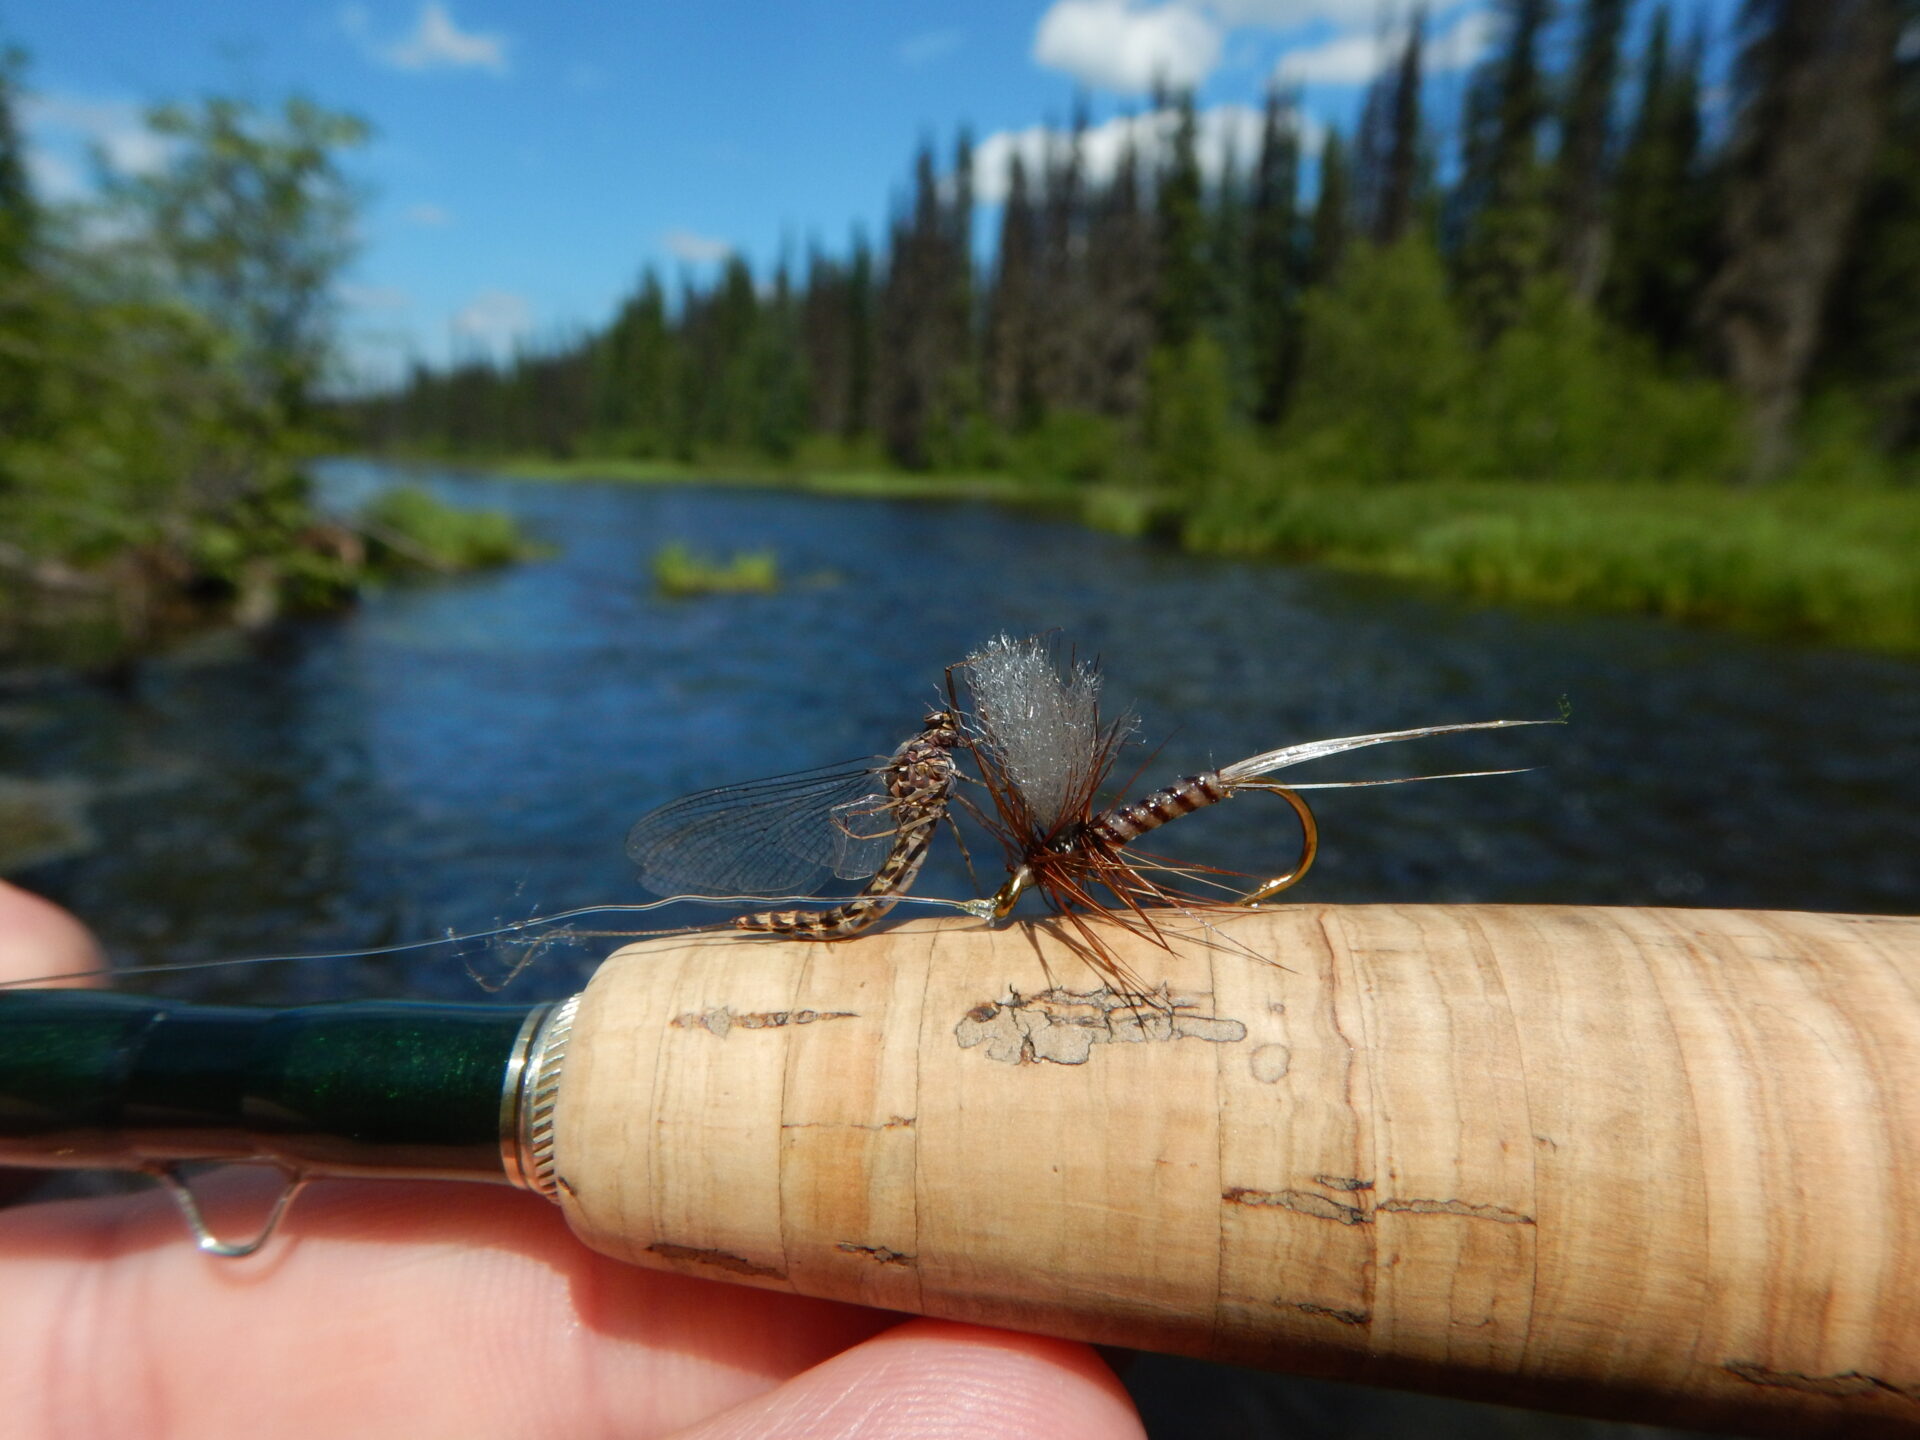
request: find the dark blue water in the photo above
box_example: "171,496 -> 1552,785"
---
4,461 -> 1914,1437
8,460 -> 1913,1003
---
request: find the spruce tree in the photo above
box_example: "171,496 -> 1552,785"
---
1555,0 -> 1630,301
1699,0 -> 1902,479
1601,9 -> 1708,356
1155,91 -> 1207,350
844,231 -> 874,440
1086,124 -> 1155,422
1037,105 -> 1089,413
1207,133 -> 1253,416
1455,0 -> 1556,339
0,47 -> 42,444
1247,86 -> 1302,423
1308,130 -> 1351,288
986,151 -> 1041,430
1816,4 -> 1920,450
1356,12 -> 1426,247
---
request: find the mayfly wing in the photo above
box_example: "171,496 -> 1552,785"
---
826,793 -> 901,878
624,758 -> 896,898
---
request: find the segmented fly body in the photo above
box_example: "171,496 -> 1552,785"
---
734,711 -> 959,939
624,710 -> 961,942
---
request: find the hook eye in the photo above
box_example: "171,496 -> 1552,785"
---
991,866 -> 1033,918
1236,786 -> 1319,906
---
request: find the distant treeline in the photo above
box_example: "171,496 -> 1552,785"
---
351,0 -> 1919,491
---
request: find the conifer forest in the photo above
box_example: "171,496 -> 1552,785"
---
358,0 -> 1920,494
4,0 -> 1920,658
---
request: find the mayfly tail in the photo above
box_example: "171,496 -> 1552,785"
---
1215,717 -> 1560,785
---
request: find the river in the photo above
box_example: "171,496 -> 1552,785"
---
4,459 -> 1916,1435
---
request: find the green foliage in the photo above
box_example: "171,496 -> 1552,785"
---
1471,281 -> 1746,481
1281,239 -> 1473,483
650,542 -> 780,597
359,486 -> 532,571
107,96 -> 367,419
1147,335 -> 1233,495
0,51 -> 392,663
1186,479 -> 1920,653
1008,408 -> 1124,484
1269,242 -> 1745,485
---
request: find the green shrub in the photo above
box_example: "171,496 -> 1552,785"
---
1281,238 -> 1475,484
1009,409 -> 1125,484
360,486 -> 531,571
651,542 -> 780,597
1147,335 -> 1233,496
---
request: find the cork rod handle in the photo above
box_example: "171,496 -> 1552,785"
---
551,905 -> 1920,1437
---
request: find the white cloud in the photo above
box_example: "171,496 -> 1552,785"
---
974,102 -> 1315,205
452,289 -> 532,352
21,93 -> 175,184
375,3 -> 509,74
1428,6 -> 1497,74
339,282 -> 412,312
24,149 -> 82,200
1202,0 -> 1382,25
1033,0 -> 1223,93
900,28 -> 965,66
1274,5 -> 1496,87
1273,28 -> 1380,84
663,228 -> 732,264
404,201 -> 452,226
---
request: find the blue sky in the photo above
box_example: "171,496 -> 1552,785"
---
6,1 -> 1734,384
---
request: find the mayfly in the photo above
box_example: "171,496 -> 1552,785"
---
958,634 -> 1555,982
0,713 -> 964,996
624,710 -> 962,940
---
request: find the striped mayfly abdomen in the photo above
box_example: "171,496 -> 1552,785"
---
1088,773 -> 1230,847
735,711 -> 958,941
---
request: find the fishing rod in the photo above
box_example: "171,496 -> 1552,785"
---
5,905 -> 1917,1437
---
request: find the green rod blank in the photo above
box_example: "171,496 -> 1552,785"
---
0,990 -> 534,1182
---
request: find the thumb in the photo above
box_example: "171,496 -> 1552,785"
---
670,1318 -> 1144,1440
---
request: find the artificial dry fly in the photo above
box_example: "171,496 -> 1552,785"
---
624,709 -> 962,940
958,634 -> 1554,984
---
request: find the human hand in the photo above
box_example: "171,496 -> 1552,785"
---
0,880 -> 1144,1439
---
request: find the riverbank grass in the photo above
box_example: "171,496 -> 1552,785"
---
476,453 -> 1077,507
360,485 -> 539,571
1185,480 -> 1920,653
652,542 -> 781,597
474,452 -> 1919,656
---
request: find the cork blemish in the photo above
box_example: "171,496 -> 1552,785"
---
1724,1361 -> 1920,1403
836,1242 -> 915,1266
783,1115 -> 915,1132
1376,1197 -> 1535,1225
646,1241 -> 786,1279
955,985 -> 1247,1066
1225,1187 -> 1369,1226
1287,1299 -> 1371,1327
671,1007 -> 857,1038
1314,1174 -> 1373,1192
1248,1043 -> 1291,1083
1224,1186 -> 1527,1227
